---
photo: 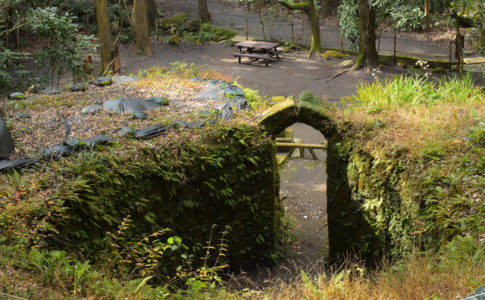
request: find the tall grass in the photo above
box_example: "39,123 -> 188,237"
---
348,73 -> 482,109
338,74 -> 485,156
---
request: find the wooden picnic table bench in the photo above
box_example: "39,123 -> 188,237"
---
233,41 -> 280,66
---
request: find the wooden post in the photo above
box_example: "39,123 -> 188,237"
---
291,17 -> 294,44
111,46 -> 121,74
155,18 -> 159,41
245,18 -> 248,40
393,31 -> 397,65
449,40 -> 452,72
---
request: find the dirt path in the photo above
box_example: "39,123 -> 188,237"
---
159,0 -> 462,60
120,42 -> 403,101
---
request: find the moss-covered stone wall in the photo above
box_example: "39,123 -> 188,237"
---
0,125 -> 284,269
259,95 -> 416,262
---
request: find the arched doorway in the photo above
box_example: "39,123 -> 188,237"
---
260,97 -> 355,262
277,122 -> 328,267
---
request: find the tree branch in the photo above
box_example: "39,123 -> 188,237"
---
277,0 -> 310,12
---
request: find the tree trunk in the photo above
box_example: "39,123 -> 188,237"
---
277,0 -> 322,57
147,0 -> 159,32
95,0 -> 114,74
134,0 -> 152,56
198,0 -> 210,23
321,0 -> 331,17
354,0 -> 378,68
308,1 -> 321,56
258,6 -> 266,40
424,0 -> 430,30
480,26 -> 485,54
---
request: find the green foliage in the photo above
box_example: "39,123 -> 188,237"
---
0,125 -> 284,275
346,73 -> 482,109
298,90 -> 321,106
338,0 -> 359,46
390,4 -> 426,31
0,44 -> 30,95
183,23 -> 238,43
160,13 -> 236,43
27,7 -> 97,87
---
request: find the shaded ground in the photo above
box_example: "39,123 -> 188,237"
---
119,41 -> 403,101
159,0 -> 466,60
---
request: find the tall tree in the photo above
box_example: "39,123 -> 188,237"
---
134,0 -> 152,56
198,0 -> 210,23
355,0 -> 378,68
424,0 -> 431,30
95,0 -> 114,73
277,0 -> 321,57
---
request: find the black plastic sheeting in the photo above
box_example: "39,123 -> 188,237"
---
219,102 -> 234,121
103,97 -> 159,114
0,158 -> 39,171
39,135 -> 115,160
0,114 -> 15,159
1,79 -> 252,173
135,124 -> 167,139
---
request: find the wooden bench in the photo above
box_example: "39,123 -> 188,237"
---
276,142 -> 327,162
233,53 -> 271,66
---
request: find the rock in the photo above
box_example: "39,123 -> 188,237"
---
132,111 -> 148,120
81,104 -> 101,115
92,77 -> 113,87
185,120 -> 205,128
171,120 -> 188,129
70,82 -> 88,92
42,87 -> 61,95
14,113 -> 31,119
195,88 -> 225,101
38,148 -> 53,159
84,134 -> 114,148
338,59 -> 354,68
190,77 -> 203,82
146,96 -> 169,106
49,143 -> 74,158
0,114 -> 15,159
117,126 -> 135,137
8,92 -> 26,100
65,138 -> 84,149
103,97 -> 159,114
321,50 -> 345,60
114,76 -> 140,84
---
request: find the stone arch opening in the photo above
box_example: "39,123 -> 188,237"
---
276,122 -> 329,266
259,98 -> 362,261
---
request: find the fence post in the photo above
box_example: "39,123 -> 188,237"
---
340,33 -> 343,52
245,19 -> 248,40
449,40 -> 452,72
291,17 -> 294,44
393,31 -> 397,65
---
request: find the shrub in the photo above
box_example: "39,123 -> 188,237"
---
27,7 -> 97,87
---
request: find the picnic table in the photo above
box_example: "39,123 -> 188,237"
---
233,41 -> 280,67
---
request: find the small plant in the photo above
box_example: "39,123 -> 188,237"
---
27,7 -> 97,87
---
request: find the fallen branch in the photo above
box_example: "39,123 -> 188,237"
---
322,69 -> 350,85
